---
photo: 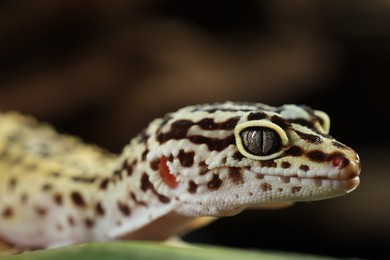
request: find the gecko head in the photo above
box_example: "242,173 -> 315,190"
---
145,102 -> 361,217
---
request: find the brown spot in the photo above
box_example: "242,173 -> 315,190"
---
300,165 -> 310,171
53,193 -> 63,205
150,158 -> 160,171
281,162 -> 291,169
41,183 -> 52,192
307,150 -> 328,162
116,221 -> 122,226
292,186 -> 302,194
117,201 -> 131,216
256,174 -> 264,179
85,218 -> 95,228
8,178 -> 17,190
112,170 -> 122,181
35,206 -> 47,217
130,192 -> 148,207
178,150 -> 195,167
296,131 -> 323,144
68,216 -> 75,226
99,178 -> 110,190
140,173 -> 150,192
157,119 -> 194,143
196,117 -> 239,130
261,182 -> 272,192
229,168 -> 243,184
262,160 -> 277,168
157,194 -> 171,204
2,207 -> 13,218
207,174 -> 222,190
232,152 -> 244,161
270,115 -> 290,130
280,176 -> 290,183
0,149 -> 7,160
50,172 -> 61,178
199,161 -> 206,167
248,112 -> 267,121
189,135 -> 235,152
70,191 -> 86,207
285,146 -> 304,157
248,192 -> 253,196
141,149 -> 149,161
20,193 -> 28,204
123,159 -> 136,176
72,176 -> 97,183
140,173 -> 171,203
278,188 -> 283,192
131,159 -> 137,168
188,181 -> 198,194
167,154 -> 174,162
95,202 -> 105,216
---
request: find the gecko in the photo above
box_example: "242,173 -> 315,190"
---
0,101 -> 361,254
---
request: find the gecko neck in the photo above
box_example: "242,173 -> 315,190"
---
95,138 -> 188,241
116,211 -> 216,241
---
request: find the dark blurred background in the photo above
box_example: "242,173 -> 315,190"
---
0,1 -> 389,259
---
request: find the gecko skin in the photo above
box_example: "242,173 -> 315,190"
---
0,102 -> 360,251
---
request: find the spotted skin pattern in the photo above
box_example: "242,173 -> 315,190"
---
0,102 -> 361,253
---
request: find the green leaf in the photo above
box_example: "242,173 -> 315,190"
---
2,241 -> 335,260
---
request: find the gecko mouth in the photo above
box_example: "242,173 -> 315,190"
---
244,166 -> 360,192
250,170 -> 359,192
249,166 -> 359,180
174,166 -> 360,217
243,152 -> 361,192
160,152 -> 360,194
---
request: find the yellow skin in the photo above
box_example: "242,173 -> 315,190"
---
0,102 -> 361,254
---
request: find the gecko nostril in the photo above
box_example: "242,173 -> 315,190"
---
330,153 -> 349,168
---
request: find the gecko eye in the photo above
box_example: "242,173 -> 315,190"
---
240,127 -> 282,156
235,120 -> 289,160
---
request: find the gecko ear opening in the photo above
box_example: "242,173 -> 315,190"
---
159,156 -> 178,189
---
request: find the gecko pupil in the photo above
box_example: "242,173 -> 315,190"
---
240,127 -> 281,156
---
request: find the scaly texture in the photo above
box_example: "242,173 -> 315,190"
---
0,102 -> 361,252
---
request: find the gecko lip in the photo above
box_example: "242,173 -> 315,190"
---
201,165 -> 360,193
248,154 -> 360,182
246,167 -> 360,192
249,166 -> 359,180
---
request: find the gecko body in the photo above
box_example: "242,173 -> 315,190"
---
0,102 -> 360,251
